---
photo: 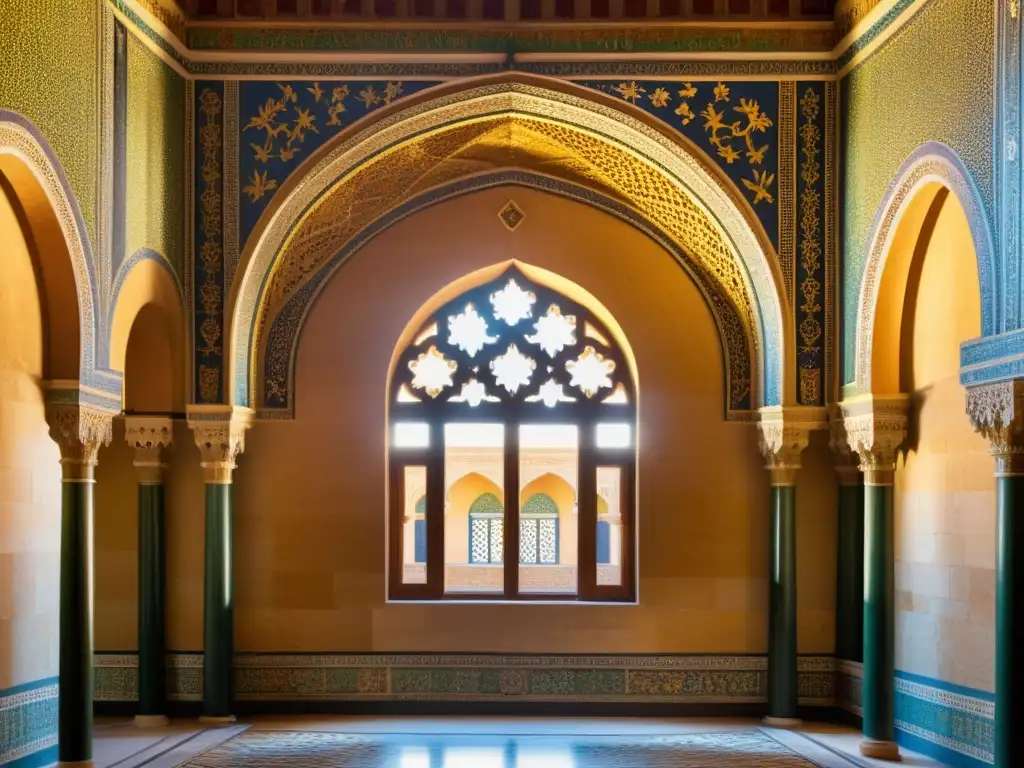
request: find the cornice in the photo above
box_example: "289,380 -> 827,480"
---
112,0 -> 931,80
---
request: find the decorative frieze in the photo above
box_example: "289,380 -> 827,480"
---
839,395 -> 909,485
124,416 -> 174,483
756,406 -> 827,485
966,379 -> 1024,475
186,405 -> 254,483
45,402 -> 114,481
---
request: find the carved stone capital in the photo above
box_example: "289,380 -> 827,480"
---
966,379 -> 1024,475
757,406 -> 827,486
839,395 -> 910,485
828,403 -> 861,485
45,405 -> 114,481
124,416 -> 174,484
186,406 -> 254,484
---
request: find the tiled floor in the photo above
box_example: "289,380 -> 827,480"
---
90,717 -> 949,768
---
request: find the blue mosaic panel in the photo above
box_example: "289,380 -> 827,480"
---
0,678 -> 58,767
237,80 -> 440,247
578,79 -> 780,253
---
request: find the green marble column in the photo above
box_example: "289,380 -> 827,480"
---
188,408 -> 251,723
766,478 -> 799,725
59,479 -> 94,761
203,482 -> 234,719
995,471 -> 1024,765
48,406 -> 112,763
126,417 -> 173,726
835,467 -> 864,663
838,393 -> 907,762
860,473 -> 899,760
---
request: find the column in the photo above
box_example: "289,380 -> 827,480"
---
757,406 -> 825,727
125,417 -> 174,727
829,405 -> 863,663
966,380 -> 1024,767
841,394 -> 909,761
187,406 -> 252,722
46,404 -> 113,763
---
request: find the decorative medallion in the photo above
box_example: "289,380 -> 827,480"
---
498,199 -> 526,231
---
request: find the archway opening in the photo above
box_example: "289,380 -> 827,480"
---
0,164 -> 67,694
874,186 -> 994,694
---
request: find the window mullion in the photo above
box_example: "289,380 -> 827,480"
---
503,422 -> 520,598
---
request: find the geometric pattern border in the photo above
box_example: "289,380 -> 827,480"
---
94,652 -> 834,705
0,678 -> 59,767
835,661 -> 994,766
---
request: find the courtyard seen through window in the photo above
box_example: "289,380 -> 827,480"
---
388,267 -> 635,601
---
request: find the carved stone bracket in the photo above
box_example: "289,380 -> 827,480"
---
827,403 -> 861,485
125,416 -> 174,484
757,405 -> 828,486
966,379 -> 1024,475
45,404 -> 114,481
839,394 -> 910,485
186,406 -> 254,484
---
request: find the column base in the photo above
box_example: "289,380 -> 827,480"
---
860,738 -> 901,760
199,714 -> 237,725
762,717 -> 802,729
57,762 -> 95,767
134,714 -> 169,727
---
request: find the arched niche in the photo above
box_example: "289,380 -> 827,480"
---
228,73 -> 790,416
109,251 -> 186,413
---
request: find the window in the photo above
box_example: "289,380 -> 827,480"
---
388,267 -> 636,601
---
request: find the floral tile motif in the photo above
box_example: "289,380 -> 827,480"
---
0,679 -> 58,766
627,670 -> 765,700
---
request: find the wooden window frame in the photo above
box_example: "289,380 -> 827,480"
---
387,267 -> 636,603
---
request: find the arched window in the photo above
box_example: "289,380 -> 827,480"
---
388,267 -> 636,602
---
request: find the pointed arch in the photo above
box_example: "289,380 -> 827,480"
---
855,141 -> 996,394
0,110 -> 115,403
227,73 -> 790,415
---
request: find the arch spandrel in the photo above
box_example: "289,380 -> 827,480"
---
228,74 -> 790,414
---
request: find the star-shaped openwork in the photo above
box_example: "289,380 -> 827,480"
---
447,303 -> 496,357
490,343 -> 536,394
526,304 -> 577,357
490,278 -> 536,326
526,378 -> 577,408
408,345 -> 457,398
566,346 -> 616,398
448,378 -> 500,407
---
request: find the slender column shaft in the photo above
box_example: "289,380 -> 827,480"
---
138,482 -> 166,716
835,477 -> 864,662
59,480 -> 94,762
767,483 -> 798,720
996,474 -> 1024,766
203,482 -> 234,718
862,482 -> 896,745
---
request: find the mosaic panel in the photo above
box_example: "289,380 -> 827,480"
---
126,31 -> 185,280
0,0 -> 100,243
237,79 -> 439,248
580,79 -> 779,251
840,0 -> 995,384
0,679 -> 58,768
795,81 -> 828,406
194,81 -> 225,403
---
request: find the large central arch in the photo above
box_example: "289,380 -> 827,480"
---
227,73 -> 791,414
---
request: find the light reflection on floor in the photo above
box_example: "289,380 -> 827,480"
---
178,729 -> 853,767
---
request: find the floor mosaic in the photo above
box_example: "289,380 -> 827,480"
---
176,729 -> 858,768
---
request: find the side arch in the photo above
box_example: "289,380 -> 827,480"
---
0,110 -> 107,396
227,73 -> 790,414
855,141 -> 996,393
109,250 -> 186,411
